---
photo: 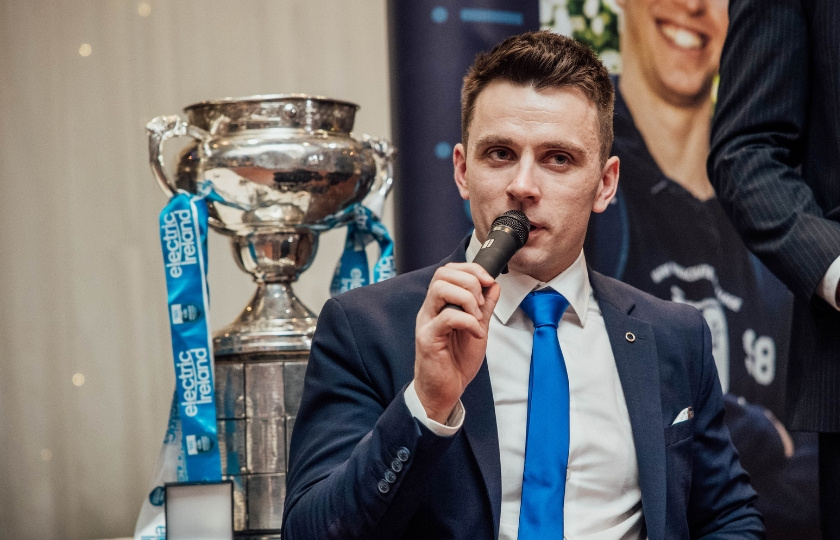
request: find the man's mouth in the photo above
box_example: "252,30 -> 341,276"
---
658,21 -> 705,50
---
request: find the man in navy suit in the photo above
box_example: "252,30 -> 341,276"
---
709,0 -> 840,536
282,31 -> 762,539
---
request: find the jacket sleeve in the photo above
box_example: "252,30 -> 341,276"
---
281,297 -> 457,539
708,0 -> 840,301
688,313 -> 765,538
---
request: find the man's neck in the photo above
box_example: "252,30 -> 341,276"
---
618,68 -> 715,201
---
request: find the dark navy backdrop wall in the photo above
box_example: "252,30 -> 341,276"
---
387,1 -> 540,273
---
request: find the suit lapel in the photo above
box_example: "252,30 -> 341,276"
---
590,272 -> 667,540
462,361 -> 502,539
435,237 -> 503,536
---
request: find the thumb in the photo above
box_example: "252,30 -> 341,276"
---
480,282 -> 500,326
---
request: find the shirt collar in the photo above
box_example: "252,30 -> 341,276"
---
466,232 -> 591,327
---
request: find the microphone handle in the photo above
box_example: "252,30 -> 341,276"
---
444,228 -> 520,311
472,228 -> 520,278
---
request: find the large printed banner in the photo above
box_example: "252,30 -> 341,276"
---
388,0 -> 540,272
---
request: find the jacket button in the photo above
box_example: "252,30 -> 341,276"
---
384,469 -> 397,483
397,447 -> 410,462
378,479 -> 390,494
391,458 -> 403,473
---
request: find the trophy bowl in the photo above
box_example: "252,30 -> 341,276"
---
147,94 -> 394,354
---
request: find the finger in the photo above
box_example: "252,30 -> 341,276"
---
428,307 -> 486,340
429,265 -> 489,310
425,278 -> 483,319
416,308 -> 485,345
443,262 -> 496,288
479,282 -> 501,323
434,265 -> 488,306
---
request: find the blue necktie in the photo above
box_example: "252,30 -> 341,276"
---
518,288 -> 570,539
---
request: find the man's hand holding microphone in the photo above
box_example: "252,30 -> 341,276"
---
413,211 -> 530,423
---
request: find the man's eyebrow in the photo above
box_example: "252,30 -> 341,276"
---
540,140 -> 589,157
472,135 -> 516,149
473,135 -> 589,157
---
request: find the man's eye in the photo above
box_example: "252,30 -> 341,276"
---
551,154 -> 569,165
489,149 -> 511,160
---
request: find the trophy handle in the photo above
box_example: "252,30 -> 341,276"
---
360,134 -> 395,219
146,114 -> 211,197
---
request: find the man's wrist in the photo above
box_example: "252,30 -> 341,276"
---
423,403 -> 456,425
414,384 -> 458,424
404,381 -> 464,435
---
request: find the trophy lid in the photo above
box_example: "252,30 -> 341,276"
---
184,94 -> 360,133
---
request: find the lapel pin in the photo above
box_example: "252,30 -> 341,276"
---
625,331 -> 636,343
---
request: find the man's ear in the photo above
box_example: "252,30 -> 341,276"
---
592,156 -> 619,213
453,143 -> 470,200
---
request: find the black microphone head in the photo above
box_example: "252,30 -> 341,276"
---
491,210 -> 530,249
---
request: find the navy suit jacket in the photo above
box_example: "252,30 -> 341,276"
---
709,0 -> 840,431
282,242 -> 763,539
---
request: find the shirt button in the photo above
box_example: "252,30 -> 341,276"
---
391,458 -> 403,473
378,479 -> 390,494
566,468 -> 571,481
384,470 -> 397,483
397,447 -> 410,462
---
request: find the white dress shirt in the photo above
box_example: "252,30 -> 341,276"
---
405,234 -> 645,539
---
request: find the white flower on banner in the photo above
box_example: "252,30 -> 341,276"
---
591,15 -> 605,36
599,49 -> 622,73
583,0 -> 601,19
539,0 -> 558,23
541,0 -> 574,36
553,8 -> 575,36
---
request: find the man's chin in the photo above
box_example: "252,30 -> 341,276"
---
508,250 -> 541,278
509,245 -> 580,282
658,72 -> 716,107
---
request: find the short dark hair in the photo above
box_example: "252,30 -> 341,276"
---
461,31 -> 614,163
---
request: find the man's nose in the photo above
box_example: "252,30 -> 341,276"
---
506,166 -> 540,201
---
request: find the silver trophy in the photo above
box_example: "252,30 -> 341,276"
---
147,94 -> 394,538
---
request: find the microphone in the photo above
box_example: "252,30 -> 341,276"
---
472,210 -> 531,278
445,210 -> 530,311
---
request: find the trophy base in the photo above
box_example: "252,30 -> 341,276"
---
213,282 -> 317,355
216,350 -> 309,535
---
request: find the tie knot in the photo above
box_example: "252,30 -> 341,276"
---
520,289 -> 569,329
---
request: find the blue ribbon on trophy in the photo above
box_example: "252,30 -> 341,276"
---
330,203 -> 396,296
158,182 -> 222,483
